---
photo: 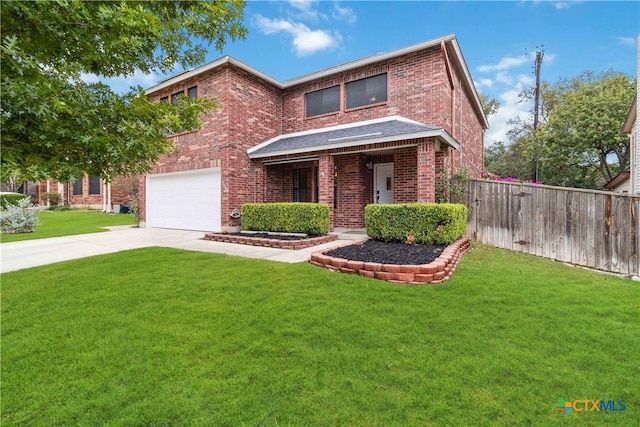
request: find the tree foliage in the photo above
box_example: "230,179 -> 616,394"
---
479,93 -> 500,118
1,0 -> 247,182
484,71 -> 635,189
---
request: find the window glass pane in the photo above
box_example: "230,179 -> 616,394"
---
171,91 -> 183,103
293,168 -> 313,202
187,86 -> 197,99
305,86 -> 340,117
346,73 -> 387,109
89,177 -> 101,195
72,178 -> 83,196
160,96 -> 169,103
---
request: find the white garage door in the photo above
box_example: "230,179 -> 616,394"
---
146,168 -> 221,232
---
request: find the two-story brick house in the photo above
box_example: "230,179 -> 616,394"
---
140,33 -> 488,232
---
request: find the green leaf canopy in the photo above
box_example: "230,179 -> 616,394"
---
1,0 -> 247,182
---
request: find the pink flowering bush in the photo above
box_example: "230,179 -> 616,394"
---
481,171 -> 543,185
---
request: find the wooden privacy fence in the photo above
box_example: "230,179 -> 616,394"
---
464,179 -> 639,277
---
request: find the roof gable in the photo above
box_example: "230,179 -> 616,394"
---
145,34 -> 488,128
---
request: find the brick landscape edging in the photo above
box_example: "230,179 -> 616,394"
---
203,233 -> 337,250
309,237 -> 471,284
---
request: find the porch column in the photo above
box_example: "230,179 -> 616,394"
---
318,154 -> 335,230
417,139 -> 436,202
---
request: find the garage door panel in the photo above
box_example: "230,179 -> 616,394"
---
146,169 -> 221,232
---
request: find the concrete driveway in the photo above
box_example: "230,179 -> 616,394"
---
0,227 -> 348,274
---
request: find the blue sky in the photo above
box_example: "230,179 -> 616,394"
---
98,0 -> 638,145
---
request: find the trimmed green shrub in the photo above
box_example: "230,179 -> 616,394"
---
365,203 -> 468,245
41,192 -> 62,206
0,193 -> 28,209
242,203 -> 330,235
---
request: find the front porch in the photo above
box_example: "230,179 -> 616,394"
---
247,116 -> 459,230
257,143 -> 450,230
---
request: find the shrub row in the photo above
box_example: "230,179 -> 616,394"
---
0,193 -> 28,209
365,203 -> 468,245
242,203 -> 330,235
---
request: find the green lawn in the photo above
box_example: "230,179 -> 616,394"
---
1,245 -> 638,426
0,210 -> 136,242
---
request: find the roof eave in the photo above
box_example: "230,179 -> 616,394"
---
447,39 -> 490,129
247,129 -> 459,159
621,94 -> 637,134
145,57 -> 283,95
282,34 -> 456,87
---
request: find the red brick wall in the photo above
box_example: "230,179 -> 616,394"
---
282,47 -> 450,134
334,153 -> 370,228
263,161 -> 318,203
141,64 -> 282,228
393,147 -> 418,203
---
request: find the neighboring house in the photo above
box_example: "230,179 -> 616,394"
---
38,175 -> 130,210
603,170 -> 630,193
140,33 -> 488,232
621,93 -> 638,195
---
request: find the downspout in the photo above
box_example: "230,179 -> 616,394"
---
107,183 -> 112,213
46,179 -> 51,207
102,183 -> 107,211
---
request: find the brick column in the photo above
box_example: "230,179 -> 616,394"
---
318,154 -> 335,230
417,139 -> 436,202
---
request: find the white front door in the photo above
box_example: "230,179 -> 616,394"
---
374,163 -> 394,204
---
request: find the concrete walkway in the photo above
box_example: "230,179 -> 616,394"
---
0,227 -> 357,274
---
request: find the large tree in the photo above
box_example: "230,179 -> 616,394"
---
484,71 -> 635,188
1,0 -> 247,182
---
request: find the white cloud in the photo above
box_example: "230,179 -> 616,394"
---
333,3 -> 357,24
475,78 -> 494,88
288,0 -> 325,21
477,55 -> 529,73
527,0 -> 584,9
496,71 -> 513,86
616,36 -> 636,46
517,74 -> 534,86
255,15 -> 340,56
82,70 -> 160,94
485,89 -> 532,144
552,1 -> 583,10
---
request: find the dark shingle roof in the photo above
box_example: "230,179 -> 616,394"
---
248,117 -> 442,158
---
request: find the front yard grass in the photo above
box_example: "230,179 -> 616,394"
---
0,210 -> 136,243
2,245 -> 638,426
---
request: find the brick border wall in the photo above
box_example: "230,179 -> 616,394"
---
203,233 -> 337,250
310,237 -> 471,284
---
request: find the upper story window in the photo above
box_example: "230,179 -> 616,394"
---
187,86 -> 198,99
160,96 -> 169,102
305,85 -> 340,117
345,73 -> 387,109
171,91 -> 183,103
89,177 -> 101,195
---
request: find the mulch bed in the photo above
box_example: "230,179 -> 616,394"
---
326,239 -> 445,265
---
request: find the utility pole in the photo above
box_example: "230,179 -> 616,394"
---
532,49 -> 544,182
533,50 -> 544,131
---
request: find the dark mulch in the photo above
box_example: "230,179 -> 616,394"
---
326,239 -> 446,265
228,232 -> 318,241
